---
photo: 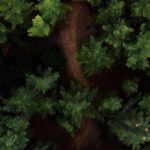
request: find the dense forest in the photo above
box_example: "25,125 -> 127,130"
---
0,0 -> 150,150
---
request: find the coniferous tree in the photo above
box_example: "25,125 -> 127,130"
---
0,0 -> 150,150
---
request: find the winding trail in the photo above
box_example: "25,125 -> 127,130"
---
58,2 -> 99,149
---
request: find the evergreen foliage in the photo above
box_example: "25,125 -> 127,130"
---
87,0 -> 101,6
26,67 -> 59,94
110,109 -> 150,150
98,96 -> 123,112
0,68 -> 59,149
28,0 -> 68,37
131,0 -> 150,20
28,15 -> 50,37
139,94 -> 150,114
78,37 -> 114,75
57,83 -> 96,133
0,0 -> 32,29
78,0 -> 150,75
0,23 -> 7,44
124,24 -> 150,69
123,78 -> 139,96
0,0 -> 150,150
0,115 -> 29,150
0,68 -> 96,148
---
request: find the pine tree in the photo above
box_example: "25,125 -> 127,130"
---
0,0 -> 150,150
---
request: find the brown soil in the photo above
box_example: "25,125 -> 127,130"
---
58,2 -> 94,87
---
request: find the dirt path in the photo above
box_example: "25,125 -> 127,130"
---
58,2 -> 101,149
58,2 -> 94,87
